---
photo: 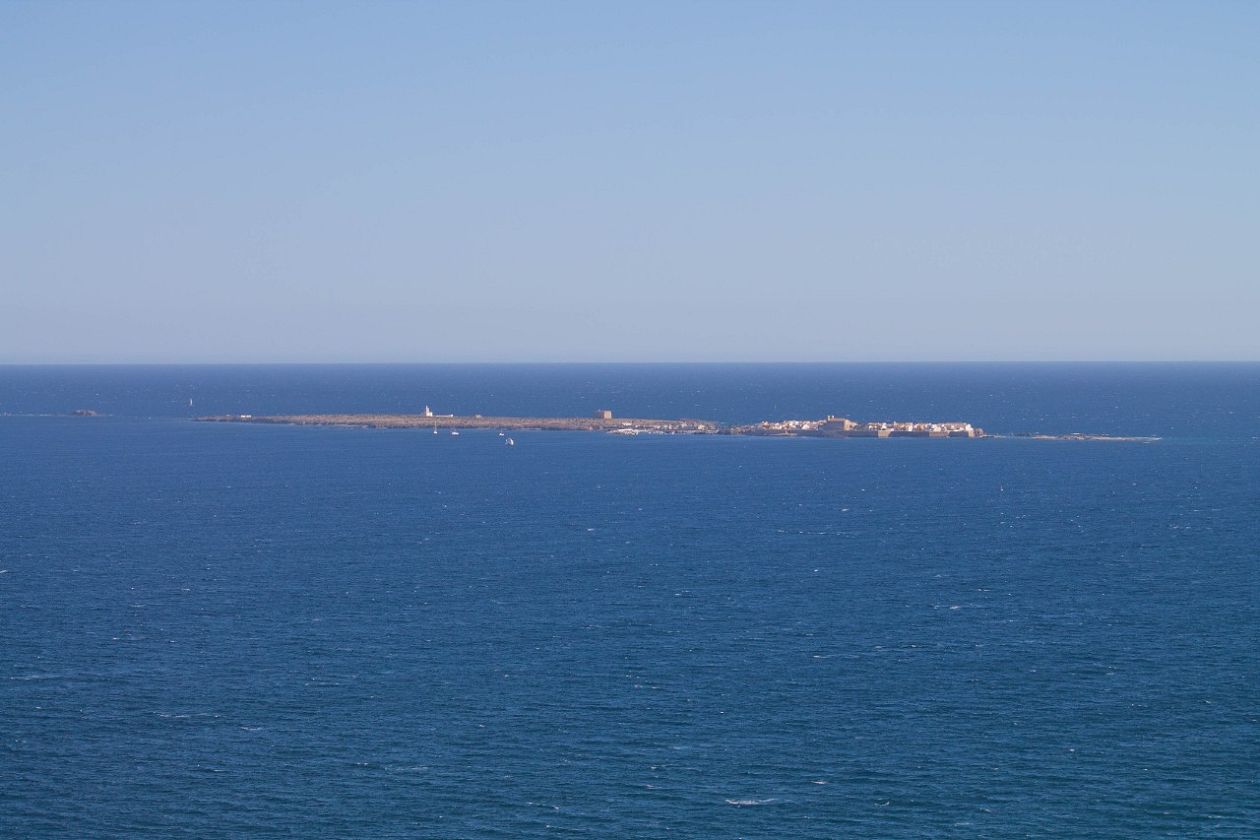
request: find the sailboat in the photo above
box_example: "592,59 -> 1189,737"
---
504,437 -> 515,446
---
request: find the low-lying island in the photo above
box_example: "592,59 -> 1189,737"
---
198,412 -> 720,434
197,410 -> 1159,442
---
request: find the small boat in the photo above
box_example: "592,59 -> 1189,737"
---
450,430 -> 460,436
498,431 -> 505,437
504,437 -> 515,446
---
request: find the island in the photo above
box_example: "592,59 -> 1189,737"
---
198,411 -> 719,435
196,407 -> 1159,442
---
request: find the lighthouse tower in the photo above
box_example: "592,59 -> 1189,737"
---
423,405 -> 434,417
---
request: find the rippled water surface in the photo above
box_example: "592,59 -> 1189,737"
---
2,365 -> 1258,837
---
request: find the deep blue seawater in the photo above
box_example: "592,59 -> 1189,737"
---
2,364 -> 1258,838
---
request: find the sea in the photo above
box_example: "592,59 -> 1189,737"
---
2,363 -> 1258,838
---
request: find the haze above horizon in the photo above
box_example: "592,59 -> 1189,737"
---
3,1 -> 1256,364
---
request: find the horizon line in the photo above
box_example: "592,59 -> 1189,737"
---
3,359 -> 1259,367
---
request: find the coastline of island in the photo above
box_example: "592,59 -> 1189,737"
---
195,410 -> 1159,442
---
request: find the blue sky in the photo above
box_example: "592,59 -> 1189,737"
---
2,1 -> 1256,362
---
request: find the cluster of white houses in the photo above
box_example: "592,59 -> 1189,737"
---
736,415 -> 985,438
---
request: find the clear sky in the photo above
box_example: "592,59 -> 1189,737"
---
2,1 -> 1256,363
